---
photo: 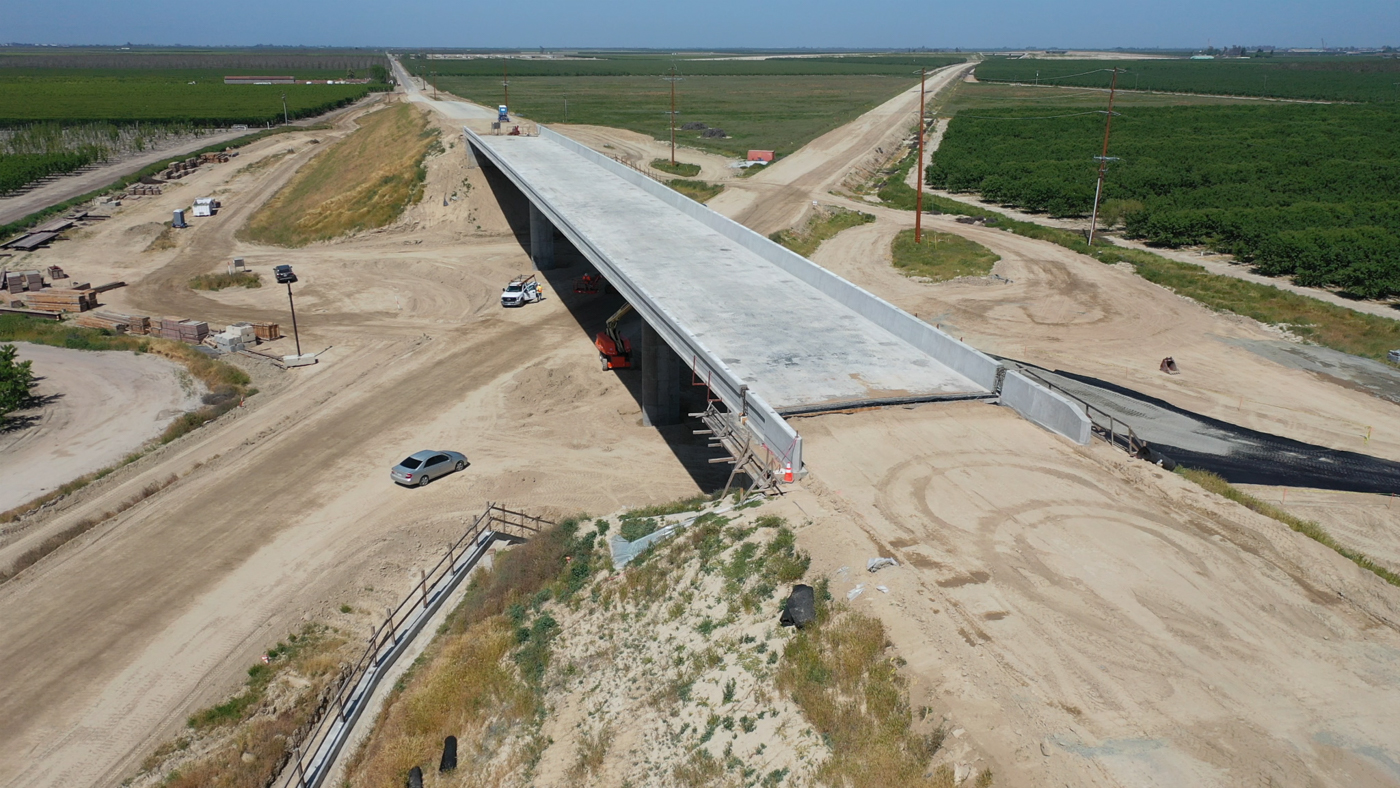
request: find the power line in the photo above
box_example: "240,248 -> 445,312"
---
955,111 -> 1108,120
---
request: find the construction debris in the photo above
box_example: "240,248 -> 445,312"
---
779,584 -> 816,628
1160,357 -> 1180,375
867,557 -> 898,573
700,128 -> 728,139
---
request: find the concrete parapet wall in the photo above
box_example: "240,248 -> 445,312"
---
537,127 -> 1003,391
1000,370 -> 1092,445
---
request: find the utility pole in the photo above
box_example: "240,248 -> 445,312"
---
1087,67 -> 1121,246
914,66 -> 927,243
663,65 -> 682,165
281,92 -> 289,124
502,61 -> 509,108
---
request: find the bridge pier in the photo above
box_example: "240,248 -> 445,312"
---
641,323 -> 681,427
529,203 -> 556,270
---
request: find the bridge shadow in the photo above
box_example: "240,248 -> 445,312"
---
478,157 -> 735,493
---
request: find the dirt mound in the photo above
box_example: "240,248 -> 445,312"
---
240,102 -> 439,247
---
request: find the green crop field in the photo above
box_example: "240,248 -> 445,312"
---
0,76 -> 375,126
410,54 -> 964,158
973,56 -> 1400,103
0,51 -> 391,193
928,102 -> 1400,297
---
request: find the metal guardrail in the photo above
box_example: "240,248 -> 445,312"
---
1013,366 -> 1144,455
275,503 -> 551,788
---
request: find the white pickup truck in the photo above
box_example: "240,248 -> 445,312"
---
501,274 -> 544,307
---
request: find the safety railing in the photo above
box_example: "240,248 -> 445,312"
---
1013,366 -> 1143,455
276,503 -> 551,788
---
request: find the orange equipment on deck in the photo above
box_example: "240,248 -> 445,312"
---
595,303 -> 633,370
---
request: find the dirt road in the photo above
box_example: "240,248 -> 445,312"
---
0,344 -> 200,512
706,61 -> 972,235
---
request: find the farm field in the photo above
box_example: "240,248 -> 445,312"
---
929,79 -> 1400,297
0,51 -> 390,196
411,54 -> 964,158
974,55 -> 1400,103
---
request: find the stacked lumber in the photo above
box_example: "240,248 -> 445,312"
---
5,270 -> 42,292
75,311 -> 150,334
252,322 -> 280,341
155,317 -> 208,343
20,289 -> 96,313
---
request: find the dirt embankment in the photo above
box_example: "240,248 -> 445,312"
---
0,343 -> 201,512
785,402 -> 1400,787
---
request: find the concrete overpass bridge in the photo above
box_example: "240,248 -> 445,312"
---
464,125 -> 1089,484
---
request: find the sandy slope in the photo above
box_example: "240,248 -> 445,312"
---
0,344 -> 201,512
778,402 -> 1400,787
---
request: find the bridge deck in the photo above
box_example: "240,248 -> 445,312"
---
474,133 -> 990,411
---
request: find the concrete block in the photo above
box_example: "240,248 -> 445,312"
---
999,371 -> 1092,444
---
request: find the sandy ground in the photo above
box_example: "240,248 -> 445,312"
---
4,57 -> 1400,788
0,98 -> 721,788
552,124 -> 739,183
0,343 -> 201,512
775,402 -> 1400,787
923,188 -> 1400,321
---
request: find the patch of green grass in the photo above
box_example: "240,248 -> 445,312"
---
187,624 -> 338,729
913,195 -> 1400,362
890,228 -> 1000,281
778,595 -> 943,787
770,206 -> 875,258
652,158 -> 700,177
1176,467 -> 1400,587
241,102 -> 438,247
189,271 -> 261,290
667,178 -> 723,203
624,493 -> 718,520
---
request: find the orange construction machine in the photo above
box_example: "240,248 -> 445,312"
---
595,304 -> 633,370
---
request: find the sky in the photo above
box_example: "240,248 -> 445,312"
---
3,0 -> 1397,49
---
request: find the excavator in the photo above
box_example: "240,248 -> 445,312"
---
595,304 -> 633,370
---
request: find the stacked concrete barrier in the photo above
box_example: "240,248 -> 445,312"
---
999,371 -> 1093,444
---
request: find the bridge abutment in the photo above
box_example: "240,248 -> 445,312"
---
641,322 -> 681,427
529,203 -> 556,270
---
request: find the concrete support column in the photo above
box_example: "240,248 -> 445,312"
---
529,203 -> 556,270
641,322 -> 681,427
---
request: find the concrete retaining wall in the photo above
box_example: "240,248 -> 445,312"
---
538,127 -> 1004,391
999,371 -> 1092,445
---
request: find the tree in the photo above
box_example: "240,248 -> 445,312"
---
0,343 -> 37,422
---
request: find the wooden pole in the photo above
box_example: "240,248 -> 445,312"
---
669,66 -> 677,165
915,67 -> 926,244
1088,67 -> 1120,246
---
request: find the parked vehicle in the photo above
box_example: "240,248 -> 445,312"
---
391,450 -> 468,487
501,274 -> 544,307
595,303 -> 633,370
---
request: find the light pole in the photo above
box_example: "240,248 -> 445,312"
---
281,92 -> 289,124
274,264 -> 302,357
